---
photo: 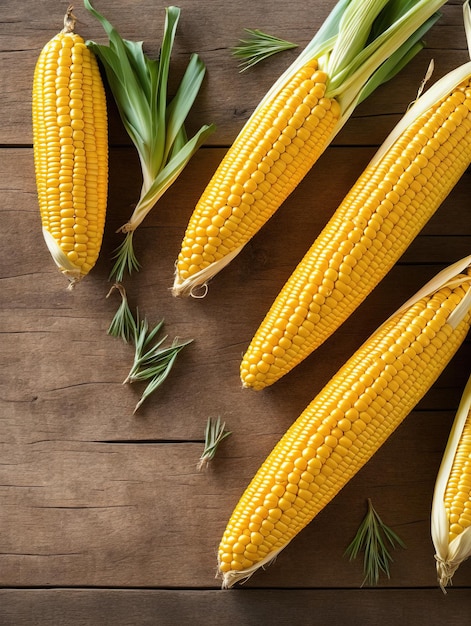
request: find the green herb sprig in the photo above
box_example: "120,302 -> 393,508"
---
344,498 -> 406,586
197,417 -> 231,470
125,316 -> 192,414
231,28 -> 298,72
107,284 -> 192,413
84,1 -> 216,282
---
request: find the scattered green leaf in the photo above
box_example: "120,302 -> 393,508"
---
106,284 -> 192,412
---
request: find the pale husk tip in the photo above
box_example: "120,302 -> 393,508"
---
435,555 -> 463,593
218,545 -> 286,589
172,246 -> 244,298
42,227 -> 83,288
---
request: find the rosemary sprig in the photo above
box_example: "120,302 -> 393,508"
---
197,416 -> 231,471
124,315 -> 193,413
106,284 -> 192,412
231,28 -> 298,72
344,498 -> 406,587
106,283 -> 137,343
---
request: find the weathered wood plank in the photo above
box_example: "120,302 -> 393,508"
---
1,588 -> 471,626
1,0 -> 471,610
0,408 -> 470,588
0,1 -> 468,146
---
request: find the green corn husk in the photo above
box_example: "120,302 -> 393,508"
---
84,0 -> 215,282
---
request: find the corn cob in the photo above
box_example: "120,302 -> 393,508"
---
241,43 -> 471,389
218,256 -> 471,588
172,0 -> 446,297
32,6 -> 108,286
432,372 -> 471,592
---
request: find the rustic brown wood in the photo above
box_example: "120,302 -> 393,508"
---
1,0 -> 471,622
1,408 -> 471,589
1,588 -> 471,626
0,0 -> 469,147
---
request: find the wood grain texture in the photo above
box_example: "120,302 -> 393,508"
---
1,589 -> 471,626
0,0 -> 469,146
1,0 -> 470,622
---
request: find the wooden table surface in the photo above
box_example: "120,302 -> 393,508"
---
1,0 -> 471,624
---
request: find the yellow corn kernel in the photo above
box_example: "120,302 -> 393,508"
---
241,74 -> 471,390
219,262 -> 471,587
32,7 -> 108,286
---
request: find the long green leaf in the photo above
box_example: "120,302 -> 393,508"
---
165,53 -> 207,161
358,12 -> 440,103
152,6 -> 181,175
326,0 -> 390,78
84,0 -> 152,148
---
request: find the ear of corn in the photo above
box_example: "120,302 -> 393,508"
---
241,2 -> 471,390
218,256 -> 471,588
432,372 -> 471,592
172,0 -> 447,297
32,6 -> 108,286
